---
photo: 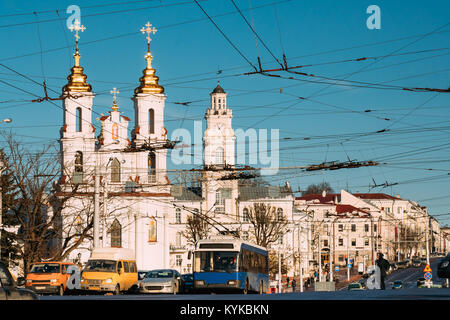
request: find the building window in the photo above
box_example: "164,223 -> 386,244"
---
175,208 -> 181,224
112,123 -> 118,140
110,158 -> 121,182
176,255 -> 182,267
75,215 -> 82,236
386,207 -> 391,213
110,219 -> 122,247
338,224 -> 343,232
339,238 -> 343,246
242,208 -> 249,222
365,239 -> 369,246
351,224 -> 356,232
176,233 -> 182,246
365,224 -> 369,232
76,107 -> 82,132
148,152 -> 156,179
323,239 -> 329,247
74,151 -> 83,173
397,207 -> 402,214
374,224 -> 377,233
215,190 -> 225,214
215,147 -> 224,166
149,109 -> 155,134
278,234 -> 283,245
338,255 -> 344,262
242,231 -> 249,241
277,208 -> 284,222
324,224 -> 328,233
351,239 -> 356,247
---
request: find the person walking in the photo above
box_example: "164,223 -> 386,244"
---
375,252 -> 390,290
291,279 -> 296,292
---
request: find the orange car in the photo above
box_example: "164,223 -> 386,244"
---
25,261 -> 79,296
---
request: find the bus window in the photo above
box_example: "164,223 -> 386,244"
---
194,251 -> 238,272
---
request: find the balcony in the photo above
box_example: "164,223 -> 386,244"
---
170,244 -> 187,252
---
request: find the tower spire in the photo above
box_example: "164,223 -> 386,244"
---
135,21 -> 164,95
63,19 -> 91,93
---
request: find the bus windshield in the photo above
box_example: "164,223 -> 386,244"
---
83,259 -> 117,272
194,251 -> 238,273
29,263 -> 60,274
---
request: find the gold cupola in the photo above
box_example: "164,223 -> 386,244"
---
63,19 -> 91,93
134,21 -> 164,95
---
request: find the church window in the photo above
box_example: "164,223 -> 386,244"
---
149,109 -> 155,134
110,158 -> 121,182
112,123 -> 119,140
76,107 -> 82,132
176,232 -> 182,246
110,219 -> 122,247
148,152 -> 156,182
215,147 -> 224,166
277,208 -> 284,221
242,208 -> 249,222
74,151 -> 83,173
215,190 -> 225,214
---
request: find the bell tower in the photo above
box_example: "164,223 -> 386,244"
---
60,19 -> 95,185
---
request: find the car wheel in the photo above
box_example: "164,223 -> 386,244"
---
114,284 -> 120,295
59,285 -> 65,296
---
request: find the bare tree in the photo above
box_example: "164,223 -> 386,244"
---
0,133 -> 96,273
181,212 -> 212,246
245,203 -> 288,248
302,182 -> 334,196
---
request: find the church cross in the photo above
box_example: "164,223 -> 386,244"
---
110,87 -> 119,110
140,21 -> 157,50
69,19 -> 86,51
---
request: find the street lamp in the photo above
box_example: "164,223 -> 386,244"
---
0,152 -> 5,260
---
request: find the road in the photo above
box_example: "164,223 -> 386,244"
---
39,257 -> 450,300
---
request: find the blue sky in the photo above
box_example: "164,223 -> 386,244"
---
0,0 -> 449,224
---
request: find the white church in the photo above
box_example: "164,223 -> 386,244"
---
58,21 -> 297,274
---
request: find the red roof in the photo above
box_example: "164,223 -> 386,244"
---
295,193 -> 339,204
336,204 -> 370,216
353,193 -> 400,200
100,115 -> 109,121
121,115 -> 131,121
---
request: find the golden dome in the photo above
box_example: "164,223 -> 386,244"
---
134,51 -> 164,95
63,51 -> 92,93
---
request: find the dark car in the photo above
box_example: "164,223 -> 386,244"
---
180,273 -> 194,293
411,258 -> 421,268
0,261 -> 38,300
437,254 -> 450,278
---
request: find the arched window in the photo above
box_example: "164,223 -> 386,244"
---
242,208 -> 249,222
148,152 -> 156,175
215,147 -> 224,166
277,208 -> 284,221
74,151 -> 83,173
112,123 -> 119,140
110,219 -> 122,247
149,109 -> 155,134
110,158 -> 121,182
76,107 -> 82,132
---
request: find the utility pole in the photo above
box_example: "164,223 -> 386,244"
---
297,223 -> 303,292
102,179 -> 108,247
278,250 -> 281,293
318,234 -> 322,282
425,214 -> 430,265
93,165 -> 100,248
347,223 -> 350,281
329,219 -> 335,282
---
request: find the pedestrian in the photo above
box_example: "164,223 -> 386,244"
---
291,279 -> 296,292
375,252 -> 390,290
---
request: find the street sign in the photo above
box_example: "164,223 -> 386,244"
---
423,264 -> 432,272
424,272 -> 432,281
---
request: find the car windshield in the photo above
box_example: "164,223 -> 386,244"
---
348,284 -> 360,289
146,270 -> 174,279
394,281 -> 402,285
83,260 -> 116,272
29,263 -> 61,274
194,251 -> 238,273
